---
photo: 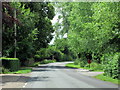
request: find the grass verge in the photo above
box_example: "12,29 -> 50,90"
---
66,63 -> 119,84
5,67 -> 32,74
65,63 -> 103,72
94,74 -> 120,85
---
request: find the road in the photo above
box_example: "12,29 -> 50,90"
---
24,62 -> 118,89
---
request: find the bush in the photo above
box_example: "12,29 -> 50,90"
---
60,54 -> 73,61
24,58 -> 34,66
74,56 -> 87,67
1,58 -> 20,72
65,55 -> 73,61
28,62 -> 40,67
2,67 -> 10,74
53,51 -> 63,61
40,59 -> 56,64
34,62 -> 40,66
74,59 -> 80,65
34,55 -> 41,61
79,55 -> 87,67
80,61 -> 87,67
90,62 -> 103,70
103,52 -> 120,79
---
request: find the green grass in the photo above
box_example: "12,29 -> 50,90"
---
5,67 -> 32,74
65,63 -> 103,72
66,63 -> 80,68
94,74 -> 120,85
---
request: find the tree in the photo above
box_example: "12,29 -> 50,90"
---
2,2 -> 55,66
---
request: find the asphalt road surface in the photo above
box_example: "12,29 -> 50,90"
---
24,62 -> 118,89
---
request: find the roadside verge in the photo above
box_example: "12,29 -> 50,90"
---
65,63 -> 119,85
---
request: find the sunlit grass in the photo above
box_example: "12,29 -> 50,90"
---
94,74 -> 120,85
65,63 -> 103,72
6,67 -> 32,74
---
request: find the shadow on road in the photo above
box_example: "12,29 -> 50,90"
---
1,75 -> 30,84
2,75 -> 50,85
36,65 -> 77,69
32,69 -> 55,72
28,76 -> 50,82
31,65 -> 77,72
1,65 -> 77,85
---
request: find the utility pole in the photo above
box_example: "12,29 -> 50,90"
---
14,9 -> 16,58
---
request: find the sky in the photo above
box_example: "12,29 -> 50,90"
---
49,12 -> 59,45
49,5 -> 67,45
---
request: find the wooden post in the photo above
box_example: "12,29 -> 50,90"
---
14,9 -> 16,58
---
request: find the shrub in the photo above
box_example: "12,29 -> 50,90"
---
29,62 -> 40,67
79,55 -> 87,67
40,59 -> 56,64
1,58 -> 20,72
60,54 -> 73,61
103,52 -> 120,79
34,55 -> 41,61
90,62 -> 103,70
24,58 -> 34,66
34,62 -> 40,67
74,59 -> 80,65
2,67 -> 10,74
54,51 -> 63,61
80,61 -> 86,67
66,55 -> 73,61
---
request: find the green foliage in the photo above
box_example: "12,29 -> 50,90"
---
103,52 -> 120,79
63,55 -> 73,61
40,59 -> 56,64
1,58 -> 19,60
74,59 -> 80,65
28,62 -> 40,67
54,2 -> 120,79
90,62 -> 103,71
2,58 -> 20,71
2,67 -> 10,74
2,2 -> 120,82
3,67 -> 32,74
2,2 -> 55,66
35,48 -> 53,60
80,61 -> 87,67
53,38 -> 75,62
33,62 -> 40,67
34,55 -> 41,59
24,58 -> 34,67
80,55 -> 88,67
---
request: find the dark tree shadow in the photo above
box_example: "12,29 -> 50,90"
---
1,75 -> 50,85
1,64 -> 77,85
1,75 -> 30,84
36,65 -> 78,69
28,76 -> 50,82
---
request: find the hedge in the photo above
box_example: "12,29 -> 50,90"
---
1,57 -> 20,72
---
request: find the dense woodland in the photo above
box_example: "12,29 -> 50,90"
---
2,2 -> 120,80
